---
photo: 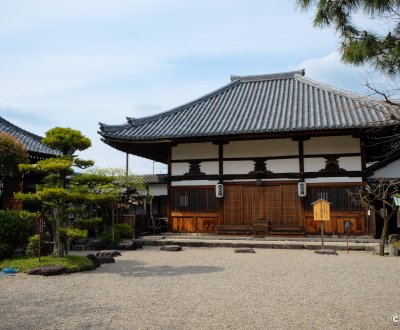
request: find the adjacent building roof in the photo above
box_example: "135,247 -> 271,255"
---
99,70 -> 400,163
0,116 -> 61,159
142,174 -> 169,184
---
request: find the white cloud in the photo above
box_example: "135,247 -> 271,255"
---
292,51 -> 374,94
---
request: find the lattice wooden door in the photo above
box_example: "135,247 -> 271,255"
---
223,186 -> 243,225
223,184 -> 302,226
280,185 -> 302,225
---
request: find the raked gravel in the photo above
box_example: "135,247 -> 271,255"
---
0,247 -> 399,330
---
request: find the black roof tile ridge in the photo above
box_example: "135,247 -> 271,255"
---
230,69 -> 305,82
0,115 -> 45,142
98,122 -> 131,134
0,116 -> 61,155
295,74 -> 397,109
126,79 -> 241,126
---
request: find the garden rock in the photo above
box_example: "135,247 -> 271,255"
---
96,256 -> 115,264
118,239 -> 143,250
96,250 -> 122,257
314,249 -> 338,255
389,234 -> 400,244
160,245 -> 182,252
85,239 -> 104,250
28,266 -> 65,276
72,245 -> 86,251
86,254 -> 101,268
234,248 -> 256,253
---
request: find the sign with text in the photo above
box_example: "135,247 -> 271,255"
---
215,184 -> 224,198
312,199 -> 331,221
36,214 -> 45,234
298,182 -> 307,197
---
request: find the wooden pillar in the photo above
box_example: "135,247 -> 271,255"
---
360,137 -> 367,181
297,139 -> 304,181
298,139 -> 306,226
167,146 -> 172,231
218,143 -> 224,226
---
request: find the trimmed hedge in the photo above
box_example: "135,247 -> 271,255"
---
100,223 -> 133,245
0,210 -> 36,259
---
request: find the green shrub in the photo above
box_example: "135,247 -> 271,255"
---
0,243 -> 13,260
0,210 -> 36,253
58,227 -> 87,242
74,217 -> 103,229
100,223 -> 133,245
25,233 -> 52,258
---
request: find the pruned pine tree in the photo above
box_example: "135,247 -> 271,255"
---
16,127 -> 93,257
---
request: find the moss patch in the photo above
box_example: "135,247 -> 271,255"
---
0,255 -> 93,273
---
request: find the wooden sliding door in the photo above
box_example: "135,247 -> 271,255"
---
223,184 -> 302,226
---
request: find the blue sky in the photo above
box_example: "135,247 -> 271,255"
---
0,1 -> 382,174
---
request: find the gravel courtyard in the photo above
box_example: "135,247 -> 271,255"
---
0,247 -> 399,330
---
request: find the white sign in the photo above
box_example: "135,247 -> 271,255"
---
216,184 -> 224,198
298,182 -> 307,197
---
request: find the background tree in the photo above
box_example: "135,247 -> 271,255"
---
297,0 -> 400,80
349,180 -> 399,256
0,132 -> 29,185
79,168 -> 150,241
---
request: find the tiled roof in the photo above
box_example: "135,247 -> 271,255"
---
141,174 -> 169,184
0,116 -> 61,157
99,70 -> 400,141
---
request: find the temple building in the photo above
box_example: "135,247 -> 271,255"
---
99,70 -> 400,237
0,116 -> 60,209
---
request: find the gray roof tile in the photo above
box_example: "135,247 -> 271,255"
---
0,116 -> 61,157
99,70 -> 400,141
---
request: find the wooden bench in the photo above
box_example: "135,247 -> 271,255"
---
268,225 -> 306,236
217,225 -> 253,235
253,221 -> 269,236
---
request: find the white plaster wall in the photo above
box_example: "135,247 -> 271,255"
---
338,157 -> 362,171
304,157 -> 361,172
223,178 -> 298,183
171,180 -> 219,186
172,161 -> 218,175
171,163 -> 189,176
172,142 -> 218,160
224,139 -> 298,158
304,158 -> 326,172
305,177 -> 363,183
371,159 -> 400,178
268,159 -> 299,173
224,160 -> 254,174
304,136 -> 360,155
149,184 -> 168,196
224,159 -> 299,175
200,161 -> 219,175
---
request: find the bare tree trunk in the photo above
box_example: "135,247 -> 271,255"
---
53,207 -> 65,258
379,209 -> 397,256
380,217 -> 389,256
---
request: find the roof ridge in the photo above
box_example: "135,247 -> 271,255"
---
0,116 -> 61,156
0,116 -> 45,142
99,122 -> 131,133
295,74 -> 395,107
231,69 -> 305,82
126,79 -> 241,126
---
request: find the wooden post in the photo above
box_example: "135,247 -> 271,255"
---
125,153 -> 129,176
321,221 -> 325,249
38,232 -> 41,263
112,208 -> 115,246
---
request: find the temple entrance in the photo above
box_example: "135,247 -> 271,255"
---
223,184 -> 303,226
